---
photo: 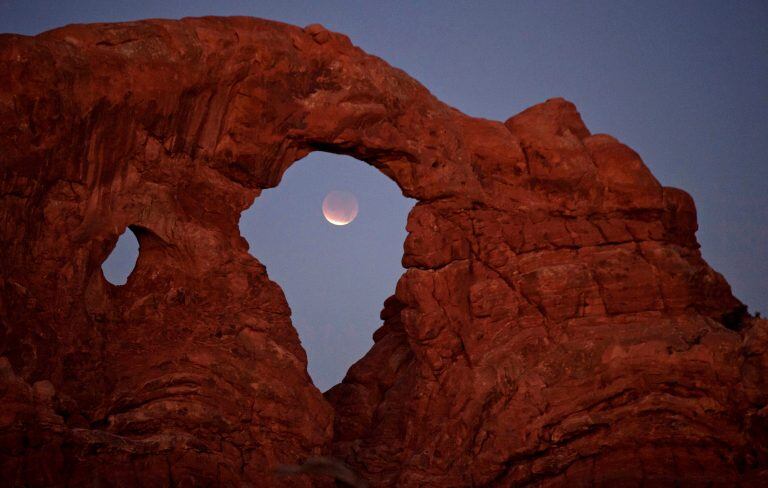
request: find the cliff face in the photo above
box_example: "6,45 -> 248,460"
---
0,17 -> 765,486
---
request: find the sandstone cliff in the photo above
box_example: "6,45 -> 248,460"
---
0,17 -> 765,486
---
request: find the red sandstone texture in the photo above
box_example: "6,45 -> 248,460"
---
0,17 -> 766,487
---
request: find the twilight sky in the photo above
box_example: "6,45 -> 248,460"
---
3,1 -> 766,391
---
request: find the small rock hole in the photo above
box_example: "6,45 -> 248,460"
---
101,228 -> 139,286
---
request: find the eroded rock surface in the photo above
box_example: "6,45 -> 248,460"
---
1,17 -> 765,486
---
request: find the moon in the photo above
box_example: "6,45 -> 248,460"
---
322,190 -> 359,226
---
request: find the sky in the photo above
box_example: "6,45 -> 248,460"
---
3,1 -> 766,390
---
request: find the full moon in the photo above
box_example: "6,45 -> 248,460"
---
322,190 -> 359,225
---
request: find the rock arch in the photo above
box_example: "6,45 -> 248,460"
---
0,17 -> 765,486
238,150 -> 414,392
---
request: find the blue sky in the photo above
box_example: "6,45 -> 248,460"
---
4,1 -> 766,390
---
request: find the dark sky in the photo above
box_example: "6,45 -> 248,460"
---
3,1 -> 766,391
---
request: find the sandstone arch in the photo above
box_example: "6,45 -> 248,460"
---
0,17 -> 765,486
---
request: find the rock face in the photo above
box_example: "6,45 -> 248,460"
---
0,17 -> 765,486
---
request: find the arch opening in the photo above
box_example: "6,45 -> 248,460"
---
101,227 -> 140,286
239,152 -> 415,391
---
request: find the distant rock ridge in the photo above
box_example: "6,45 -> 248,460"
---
0,16 -> 765,486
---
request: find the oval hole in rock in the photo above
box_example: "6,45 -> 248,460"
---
102,227 -> 140,286
239,152 -> 415,392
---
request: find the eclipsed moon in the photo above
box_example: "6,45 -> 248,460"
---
322,190 -> 359,226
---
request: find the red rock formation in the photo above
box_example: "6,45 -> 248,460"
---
0,17 -> 765,486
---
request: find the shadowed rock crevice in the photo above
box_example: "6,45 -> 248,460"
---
0,16 -> 766,487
